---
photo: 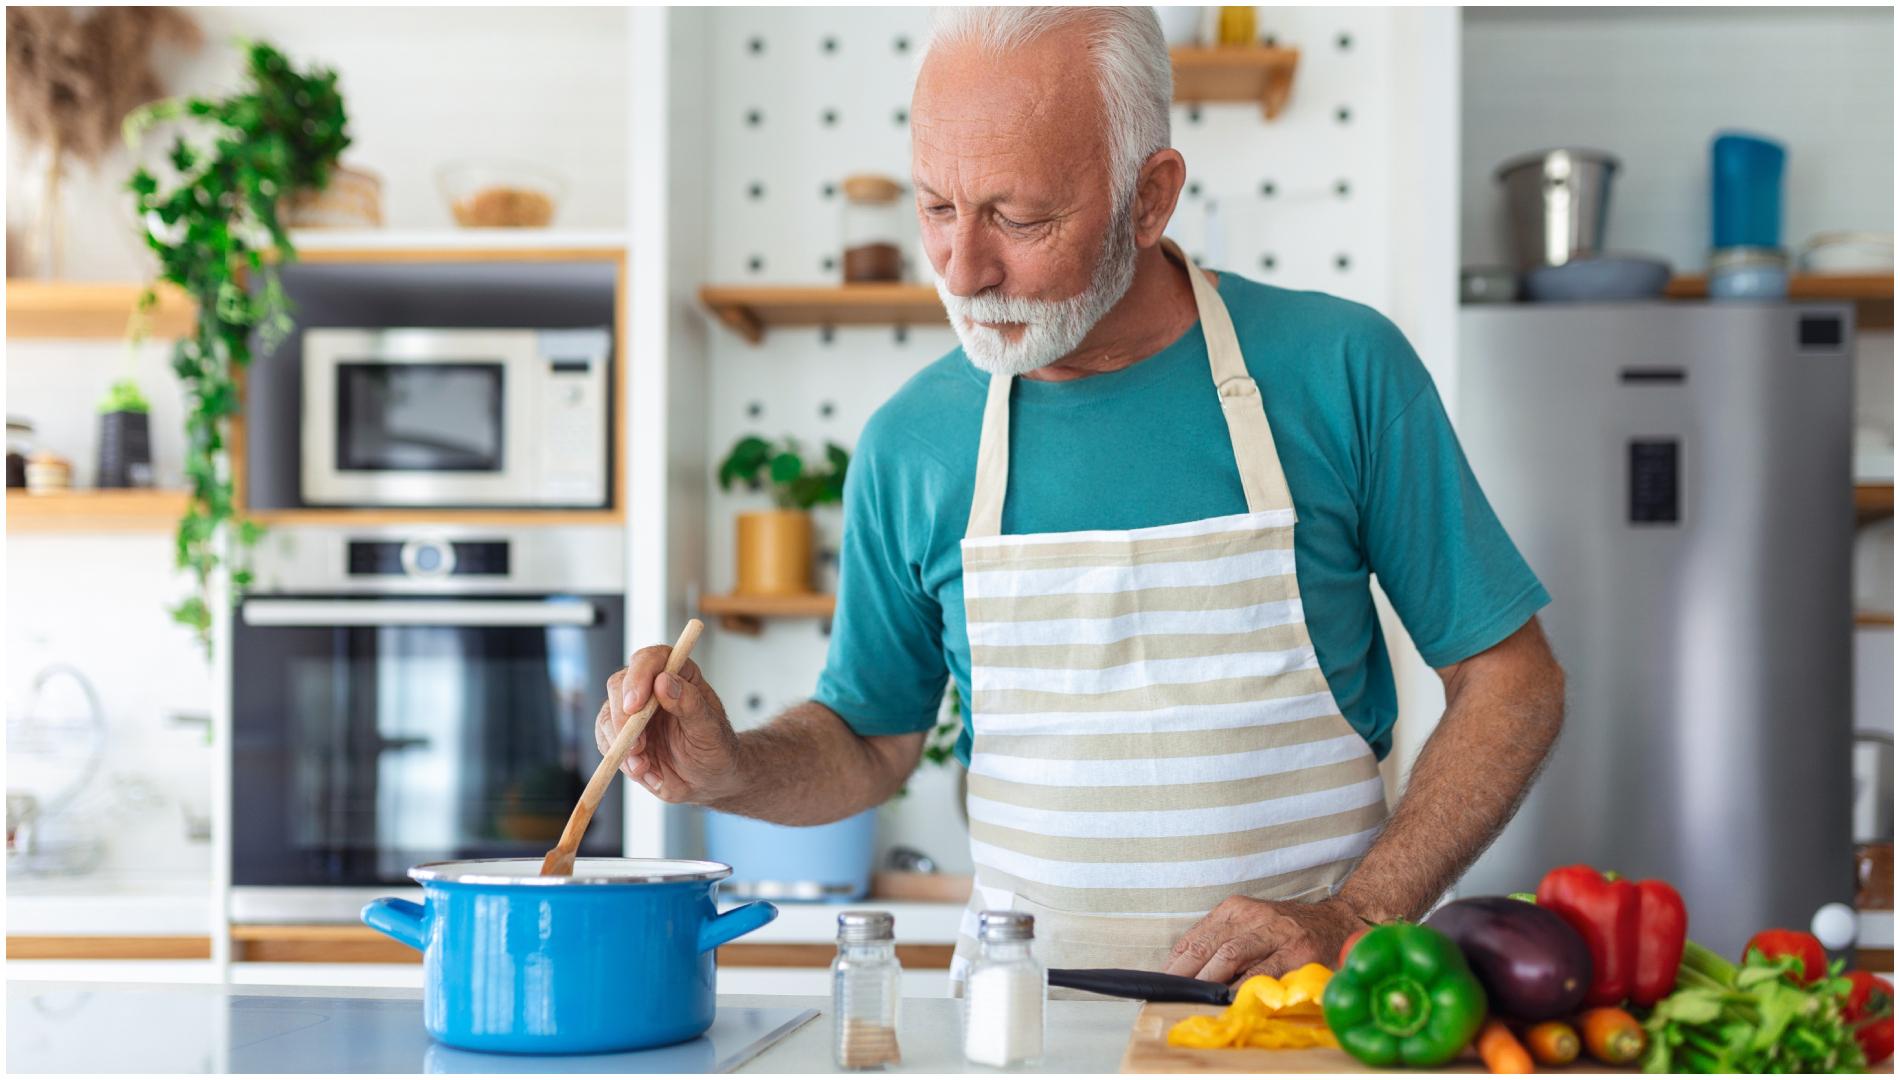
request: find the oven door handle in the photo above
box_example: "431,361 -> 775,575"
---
240,599 -> 598,627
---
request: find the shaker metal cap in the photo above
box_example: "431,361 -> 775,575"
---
837,910 -> 896,943
977,910 -> 1034,942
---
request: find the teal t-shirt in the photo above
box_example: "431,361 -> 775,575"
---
813,271 -> 1549,764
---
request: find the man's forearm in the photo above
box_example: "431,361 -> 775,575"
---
1337,620 -> 1565,923
705,701 -> 921,825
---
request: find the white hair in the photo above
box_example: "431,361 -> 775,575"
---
924,7 -> 1173,207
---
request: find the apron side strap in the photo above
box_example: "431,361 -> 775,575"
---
965,372 -> 1014,538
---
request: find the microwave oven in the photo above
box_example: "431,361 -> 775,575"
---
300,327 -> 610,507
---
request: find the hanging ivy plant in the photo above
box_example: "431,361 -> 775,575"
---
124,40 -> 349,650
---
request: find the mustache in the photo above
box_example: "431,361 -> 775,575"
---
940,287 -> 1078,325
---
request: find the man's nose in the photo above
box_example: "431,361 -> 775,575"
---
941,217 -> 1004,300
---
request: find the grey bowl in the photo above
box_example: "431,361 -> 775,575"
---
1524,255 -> 1672,302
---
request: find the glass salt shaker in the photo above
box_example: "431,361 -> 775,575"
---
840,174 -> 907,283
962,910 -> 1046,1068
833,910 -> 902,1069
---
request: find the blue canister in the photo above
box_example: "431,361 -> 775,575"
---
361,858 -> 777,1055
704,808 -> 877,902
1711,132 -> 1787,250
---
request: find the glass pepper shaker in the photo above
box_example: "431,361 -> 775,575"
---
962,910 -> 1045,1068
833,910 -> 902,1069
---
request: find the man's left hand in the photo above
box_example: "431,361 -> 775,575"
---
1164,895 -> 1364,984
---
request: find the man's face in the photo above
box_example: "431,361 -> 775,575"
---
912,29 -> 1137,375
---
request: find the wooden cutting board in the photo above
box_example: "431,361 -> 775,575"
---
1119,1002 -> 1632,1073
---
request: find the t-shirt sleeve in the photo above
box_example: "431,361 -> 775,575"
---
812,434 -> 948,736
1359,326 -> 1551,669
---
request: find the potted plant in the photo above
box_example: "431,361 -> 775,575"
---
95,378 -> 153,489
123,40 -> 350,649
716,435 -> 849,596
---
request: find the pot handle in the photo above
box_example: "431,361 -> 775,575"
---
699,900 -> 778,954
360,897 -> 427,951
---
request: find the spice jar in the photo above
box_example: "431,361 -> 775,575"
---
840,174 -> 907,284
962,910 -> 1045,1068
7,418 -> 34,489
833,910 -> 902,1069
24,450 -> 71,494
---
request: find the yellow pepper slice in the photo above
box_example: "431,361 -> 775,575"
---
1164,964 -> 1337,1050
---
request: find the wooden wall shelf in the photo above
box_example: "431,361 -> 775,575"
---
699,284 -> 945,343
6,280 -> 195,340
6,489 -> 190,534
241,507 -> 623,528
1170,46 -> 1301,120
1857,481 -> 1894,524
1855,611 -> 1894,627
1664,272 -> 1894,330
699,592 -> 836,634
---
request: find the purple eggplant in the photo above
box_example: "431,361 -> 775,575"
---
1424,895 -> 1593,1021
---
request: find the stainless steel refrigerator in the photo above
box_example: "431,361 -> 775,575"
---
1455,302 -> 1856,957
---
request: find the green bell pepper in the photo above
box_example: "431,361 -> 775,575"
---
1322,922 -> 1488,1068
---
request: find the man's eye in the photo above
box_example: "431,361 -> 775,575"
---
925,204 -> 954,217
1000,216 -> 1038,231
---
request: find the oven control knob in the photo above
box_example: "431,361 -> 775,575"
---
399,539 -> 456,579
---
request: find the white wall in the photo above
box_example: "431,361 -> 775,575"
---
4,6 -> 628,281
1460,6 -> 1895,272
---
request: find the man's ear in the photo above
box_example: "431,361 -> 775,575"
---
1132,148 -> 1188,248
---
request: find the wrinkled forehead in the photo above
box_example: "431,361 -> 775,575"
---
910,32 -> 1111,197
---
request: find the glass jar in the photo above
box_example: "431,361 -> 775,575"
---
833,910 -> 902,1069
962,911 -> 1045,1068
840,174 -> 907,284
7,418 -> 34,489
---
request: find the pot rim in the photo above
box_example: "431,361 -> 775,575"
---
410,857 -> 734,886
1494,147 -> 1621,183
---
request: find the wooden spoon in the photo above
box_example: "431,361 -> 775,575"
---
539,619 -> 704,877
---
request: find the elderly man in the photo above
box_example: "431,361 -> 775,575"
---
601,7 -> 1564,986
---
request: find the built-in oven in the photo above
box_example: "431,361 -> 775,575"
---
300,327 -> 611,507
230,526 -> 625,923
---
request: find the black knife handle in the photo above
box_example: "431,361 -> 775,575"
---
1046,968 -> 1234,1005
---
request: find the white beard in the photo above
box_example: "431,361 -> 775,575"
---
937,201 -> 1140,377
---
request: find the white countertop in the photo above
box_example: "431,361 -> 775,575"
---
5,980 -> 1140,1074
6,872 -> 214,935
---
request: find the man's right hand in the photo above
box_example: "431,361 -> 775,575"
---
594,646 -> 742,805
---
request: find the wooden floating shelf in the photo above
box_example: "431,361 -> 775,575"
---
6,488 -> 189,534
1857,481 -> 1894,524
1170,45 -> 1301,120
241,507 -> 622,528
6,280 -> 195,340
699,284 -> 945,343
1855,611 -> 1894,628
1664,272 -> 1894,330
699,591 -> 836,635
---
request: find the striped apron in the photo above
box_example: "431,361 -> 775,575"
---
949,240 -> 1389,989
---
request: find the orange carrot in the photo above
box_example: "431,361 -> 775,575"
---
1579,1006 -> 1647,1065
1477,1019 -> 1535,1074
1524,1020 -> 1580,1067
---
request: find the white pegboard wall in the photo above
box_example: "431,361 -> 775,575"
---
689,7 -> 1414,869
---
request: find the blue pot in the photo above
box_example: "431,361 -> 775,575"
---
362,857 -> 777,1055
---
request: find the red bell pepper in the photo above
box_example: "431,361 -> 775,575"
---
1632,879 -> 1687,1005
1537,866 -> 1638,1006
1844,971 -> 1893,1065
1536,866 -> 1687,1008
1742,928 -> 1826,985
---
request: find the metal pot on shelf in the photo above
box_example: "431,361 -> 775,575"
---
1495,148 -> 1620,271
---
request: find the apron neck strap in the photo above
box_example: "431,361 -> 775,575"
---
963,241 -> 1295,539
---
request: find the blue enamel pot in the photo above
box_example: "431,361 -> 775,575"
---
362,857 -> 777,1055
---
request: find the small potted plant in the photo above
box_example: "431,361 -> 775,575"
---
95,378 -> 153,489
717,435 -> 848,596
